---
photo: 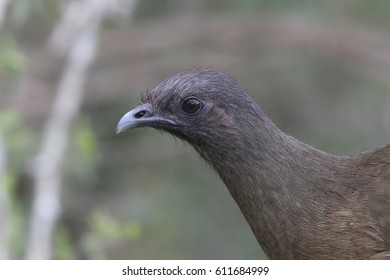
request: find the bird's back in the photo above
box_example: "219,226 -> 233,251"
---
305,144 -> 390,259
347,144 -> 390,259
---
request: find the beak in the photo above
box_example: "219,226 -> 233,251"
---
116,103 -> 180,134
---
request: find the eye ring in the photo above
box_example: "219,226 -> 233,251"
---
181,98 -> 202,114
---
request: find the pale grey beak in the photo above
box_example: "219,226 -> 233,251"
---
116,103 -> 181,134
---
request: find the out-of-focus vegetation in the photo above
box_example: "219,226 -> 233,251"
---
0,0 -> 390,259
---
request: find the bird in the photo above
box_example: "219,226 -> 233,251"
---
116,68 -> 390,259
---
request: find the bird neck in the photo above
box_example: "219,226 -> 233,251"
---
193,110 -> 339,258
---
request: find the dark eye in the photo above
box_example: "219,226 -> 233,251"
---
181,98 -> 202,114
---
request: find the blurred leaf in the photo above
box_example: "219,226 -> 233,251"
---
0,110 -> 20,130
8,195 -> 29,258
8,0 -> 60,27
88,211 -> 142,241
82,210 -> 142,259
0,110 -> 36,170
66,116 -> 100,189
123,221 -> 142,239
73,122 -> 98,165
89,211 -> 121,240
0,110 -> 35,258
2,171 -> 16,192
9,0 -> 33,26
0,37 -> 26,81
54,226 -> 76,259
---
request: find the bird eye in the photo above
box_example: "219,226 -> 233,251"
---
181,98 -> 202,114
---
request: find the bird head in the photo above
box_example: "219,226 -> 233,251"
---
116,68 -> 265,147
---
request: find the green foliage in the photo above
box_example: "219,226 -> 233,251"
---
0,110 -> 35,176
89,211 -> 142,240
1,171 -> 16,195
73,118 -> 99,165
8,198 -> 29,258
0,37 -> 26,84
53,226 -> 76,259
66,116 -> 100,188
8,0 -> 61,27
0,110 -> 35,258
8,0 -> 34,27
82,211 -> 141,259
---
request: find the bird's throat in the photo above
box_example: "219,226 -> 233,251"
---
192,122 -> 336,259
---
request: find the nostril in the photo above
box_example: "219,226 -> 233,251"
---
134,110 -> 146,119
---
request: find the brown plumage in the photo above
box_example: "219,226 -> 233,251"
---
116,68 -> 390,259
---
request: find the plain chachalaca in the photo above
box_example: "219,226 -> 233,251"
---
116,68 -> 390,259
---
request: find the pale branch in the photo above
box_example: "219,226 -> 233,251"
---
27,0 -> 138,259
27,25 -> 98,260
0,0 -> 10,26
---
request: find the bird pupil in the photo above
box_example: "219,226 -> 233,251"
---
182,98 -> 201,114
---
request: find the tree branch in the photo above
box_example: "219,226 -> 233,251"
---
27,0 -> 137,259
0,0 -> 10,26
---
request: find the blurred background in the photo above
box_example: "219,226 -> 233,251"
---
0,0 -> 390,260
